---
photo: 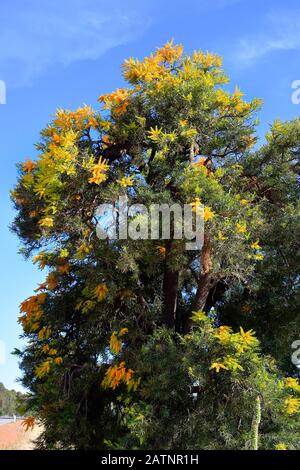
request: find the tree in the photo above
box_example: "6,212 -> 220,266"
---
12,42 -> 300,450
0,382 -> 24,416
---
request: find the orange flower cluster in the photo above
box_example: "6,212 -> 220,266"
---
57,263 -> 71,275
19,293 -> 47,331
156,41 -> 183,63
51,105 -> 96,132
22,416 -> 36,432
22,159 -> 37,173
99,88 -> 129,115
94,283 -> 108,301
46,272 -> 58,290
102,362 -> 140,391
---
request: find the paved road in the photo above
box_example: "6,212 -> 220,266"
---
0,417 -> 21,426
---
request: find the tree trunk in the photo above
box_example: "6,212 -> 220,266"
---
184,232 -> 213,333
192,273 -> 213,312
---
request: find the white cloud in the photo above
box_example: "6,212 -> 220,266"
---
0,0 -> 151,86
235,9 -> 300,65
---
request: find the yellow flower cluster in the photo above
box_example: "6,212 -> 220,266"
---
122,54 -> 167,84
42,345 -> 57,356
116,176 -> 135,187
275,443 -> 287,450
35,355 -> 63,378
122,41 -> 225,89
250,240 -> 262,250
156,40 -> 183,63
193,50 -> 222,68
235,222 -> 247,234
190,311 -> 259,375
191,310 -> 210,322
216,87 -> 255,115
89,157 -> 109,185
75,243 -> 91,259
211,324 -> 258,372
14,105 -> 103,216
210,362 -> 227,373
214,325 -> 232,344
109,328 -> 128,354
190,199 -> 215,222
214,325 -> 258,351
38,326 -> 52,340
285,377 -> 300,392
204,207 -> 215,221
190,197 -> 202,214
38,217 -> 54,228
279,377 -> 300,415
210,356 -> 244,373
285,396 -> 300,415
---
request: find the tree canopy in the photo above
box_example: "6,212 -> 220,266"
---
12,41 -> 300,450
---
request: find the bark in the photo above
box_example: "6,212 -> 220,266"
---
184,232 -> 214,333
162,240 -> 179,329
192,273 -> 213,312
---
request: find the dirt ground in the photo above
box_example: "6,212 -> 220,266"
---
0,421 -> 42,450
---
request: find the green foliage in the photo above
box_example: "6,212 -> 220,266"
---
114,320 -> 300,450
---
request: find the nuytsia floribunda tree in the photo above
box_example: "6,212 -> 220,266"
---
12,42 -> 300,450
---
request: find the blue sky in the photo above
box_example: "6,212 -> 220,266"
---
1,0 -> 300,391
